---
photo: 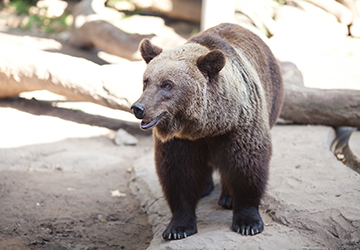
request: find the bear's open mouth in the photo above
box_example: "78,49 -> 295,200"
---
140,113 -> 164,130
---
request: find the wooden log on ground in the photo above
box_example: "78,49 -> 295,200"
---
69,0 -> 154,61
1,44 -> 359,129
0,45 -> 144,112
306,0 -> 353,25
69,0 -> 185,61
279,62 -> 360,129
71,19 -> 154,61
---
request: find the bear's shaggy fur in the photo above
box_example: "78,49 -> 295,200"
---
131,23 -> 284,240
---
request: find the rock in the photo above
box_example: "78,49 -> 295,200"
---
270,6 -> 360,91
349,131 -> 360,162
270,5 -> 347,69
347,130 -> 360,173
130,125 -> 360,249
114,129 -> 138,146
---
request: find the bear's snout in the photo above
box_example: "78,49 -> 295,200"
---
131,102 -> 145,119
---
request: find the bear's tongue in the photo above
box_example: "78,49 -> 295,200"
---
141,118 -> 158,130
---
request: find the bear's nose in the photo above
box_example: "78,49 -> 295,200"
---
131,102 -> 145,119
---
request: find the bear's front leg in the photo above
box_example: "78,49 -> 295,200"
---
162,205 -> 197,240
219,175 -> 265,235
154,137 -> 212,240
218,133 -> 271,236
232,204 -> 264,236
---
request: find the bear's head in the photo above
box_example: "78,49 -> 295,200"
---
131,38 -> 226,141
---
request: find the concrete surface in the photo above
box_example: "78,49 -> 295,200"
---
130,125 -> 360,250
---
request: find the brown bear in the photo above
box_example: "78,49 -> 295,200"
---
131,23 -> 284,240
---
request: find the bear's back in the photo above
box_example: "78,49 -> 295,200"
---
188,23 -> 284,128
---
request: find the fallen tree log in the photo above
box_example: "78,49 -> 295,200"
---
1,45 -> 359,129
69,0 -> 153,61
306,0 -> 353,25
70,19 -> 154,61
0,96 -> 149,135
279,62 -> 360,129
0,45 -> 144,112
69,0 -> 185,61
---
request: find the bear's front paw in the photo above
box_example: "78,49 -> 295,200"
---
162,216 -> 197,240
162,226 -> 196,240
232,207 -> 264,236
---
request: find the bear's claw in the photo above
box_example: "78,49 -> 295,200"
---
233,220 -> 263,236
232,206 -> 264,236
162,227 -> 193,240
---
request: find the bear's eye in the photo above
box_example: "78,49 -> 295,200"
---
161,81 -> 172,90
143,79 -> 149,89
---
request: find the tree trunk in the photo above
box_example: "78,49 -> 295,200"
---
306,0 -> 353,25
1,45 -> 359,129
279,62 -> 360,129
0,45 -> 145,112
69,0 -> 184,61
68,0 -> 154,61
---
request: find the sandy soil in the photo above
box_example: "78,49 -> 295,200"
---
0,10 -> 155,249
0,100 -> 154,250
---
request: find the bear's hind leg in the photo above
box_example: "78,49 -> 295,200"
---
202,166 -> 214,197
218,177 -> 233,209
218,188 -> 233,209
154,137 -> 210,240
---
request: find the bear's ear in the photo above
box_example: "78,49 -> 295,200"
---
196,49 -> 226,80
139,38 -> 163,64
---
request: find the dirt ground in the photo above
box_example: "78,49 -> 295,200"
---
0,9 -> 158,250
0,93 -> 158,250
0,101 -> 155,250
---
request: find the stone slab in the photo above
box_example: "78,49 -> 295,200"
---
349,131 -> 360,162
130,125 -> 360,249
348,130 -> 360,173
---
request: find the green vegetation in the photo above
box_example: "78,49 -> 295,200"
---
9,0 -> 34,15
21,12 -> 72,33
106,0 -> 124,8
7,0 -> 72,33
